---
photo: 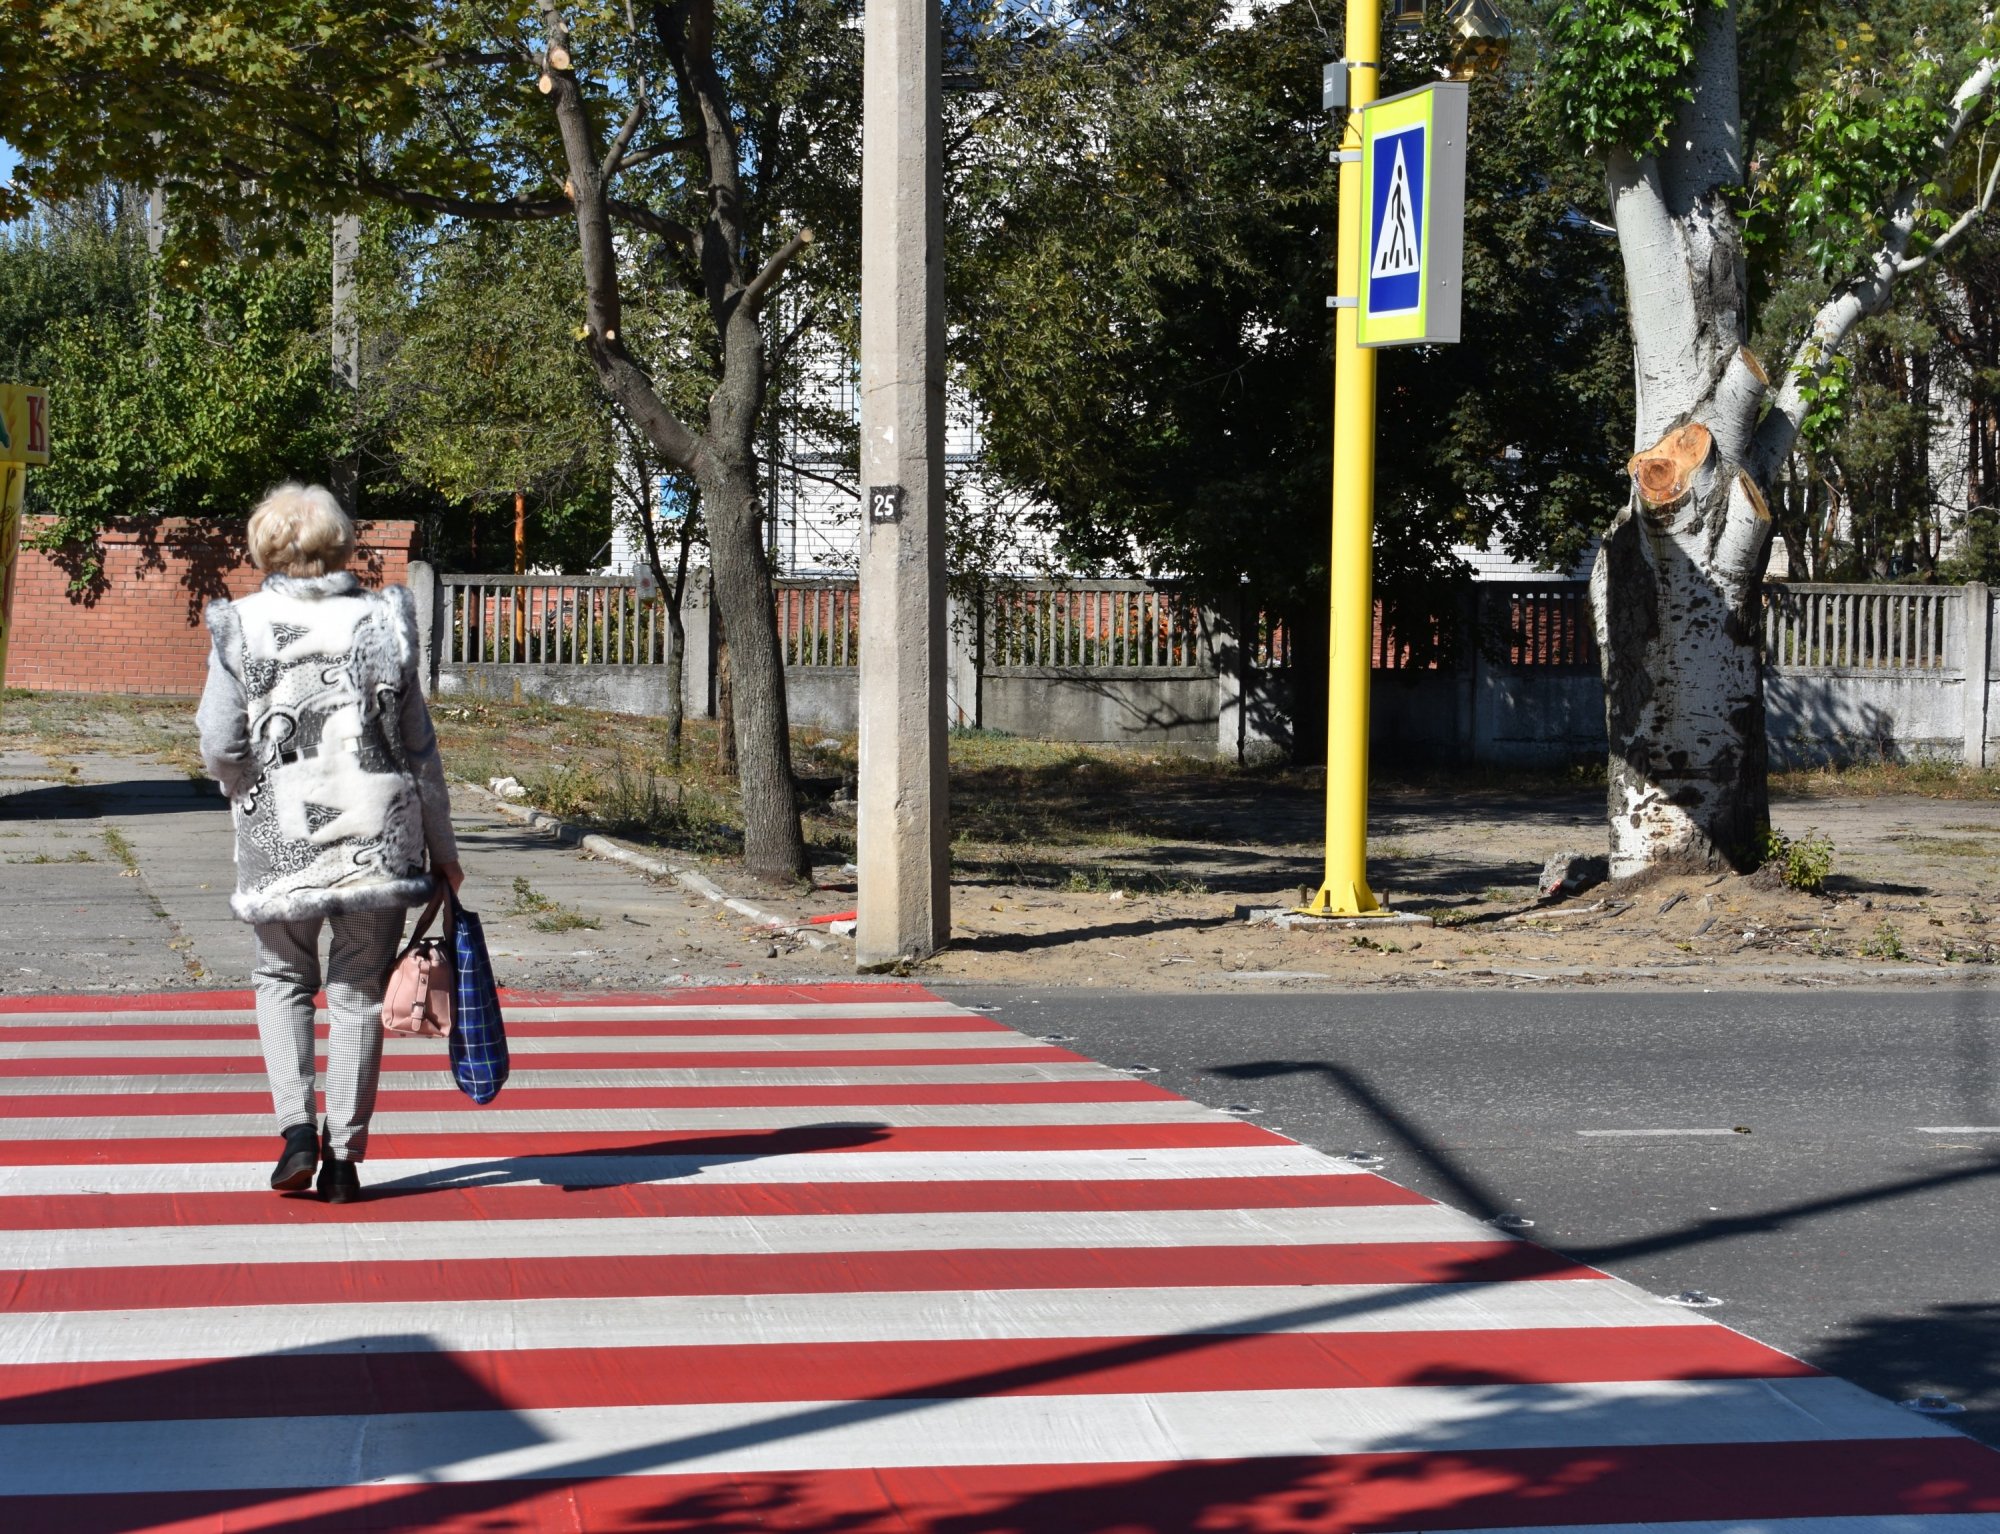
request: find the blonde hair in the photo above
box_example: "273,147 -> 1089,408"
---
247,483 -> 354,577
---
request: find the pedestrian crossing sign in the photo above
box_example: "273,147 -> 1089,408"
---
1357,82 -> 1467,348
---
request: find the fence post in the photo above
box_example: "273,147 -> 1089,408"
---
407,560 -> 440,697
1461,586 -> 1485,764
944,589 -> 980,729
1211,597 -> 1245,763
1963,582 -> 1991,768
682,573 -> 715,718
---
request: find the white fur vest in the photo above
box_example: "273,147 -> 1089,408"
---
202,573 -> 436,924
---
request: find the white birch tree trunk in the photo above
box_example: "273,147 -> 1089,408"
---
1591,6 -> 1999,878
1592,2 -> 1774,877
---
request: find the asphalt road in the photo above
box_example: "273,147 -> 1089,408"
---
936,984 -> 2000,1448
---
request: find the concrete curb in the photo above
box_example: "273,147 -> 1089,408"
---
456,781 -> 850,956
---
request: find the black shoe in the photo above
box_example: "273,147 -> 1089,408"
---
270,1124 -> 319,1191
317,1154 -> 362,1204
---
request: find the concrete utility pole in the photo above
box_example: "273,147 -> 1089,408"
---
330,213 -> 362,511
855,0 -> 949,968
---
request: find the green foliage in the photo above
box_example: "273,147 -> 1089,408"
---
1545,0 -> 1721,154
1758,825 -> 1834,893
11,211 -> 341,580
1860,919 -> 1907,961
361,220 -> 613,571
1753,9 -> 1997,281
954,2 -> 1629,648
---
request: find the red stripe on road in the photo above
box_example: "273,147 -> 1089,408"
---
0,1327 -> 1814,1425
5,1241 -> 1593,1312
0,1174 -> 1428,1231
7,1439 -> 1997,1534
0,1015 -> 1009,1041
0,1082 -> 1176,1118
0,1048 -> 1077,1078
0,1121 -> 1288,1165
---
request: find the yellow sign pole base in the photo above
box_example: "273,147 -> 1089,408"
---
1295,880 -> 1386,919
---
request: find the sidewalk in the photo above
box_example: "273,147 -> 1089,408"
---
0,748 -> 849,995
2,980 -> 1996,1529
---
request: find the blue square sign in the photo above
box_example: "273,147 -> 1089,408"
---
1367,125 -> 1426,318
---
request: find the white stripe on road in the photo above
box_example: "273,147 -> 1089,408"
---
0,1378 -> 1943,1494
0,1101 -> 1226,1139
0,1063 -> 1124,1095
0,1144 -> 1355,1197
0,1001 -> 985,1028
1576,1129 -> 1743,1138
1915,1126 -> 2000,1134
0,1030 -> 1042,1059
0,1281 -> 1729,1366
6,1203 -> 1497,1271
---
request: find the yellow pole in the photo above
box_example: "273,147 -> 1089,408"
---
1303,0 -> 1383,917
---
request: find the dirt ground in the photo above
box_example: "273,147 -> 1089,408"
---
10,688 -> 2000,989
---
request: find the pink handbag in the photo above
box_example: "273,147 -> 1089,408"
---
382,892 -> 454,1038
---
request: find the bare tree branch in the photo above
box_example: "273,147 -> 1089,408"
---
1895,142 -> 2000,276
356,179 -> 573,222
739,227 -> 813,319
606,198 -> 695,242
773,459 -> 857,497
610,136 -> 698,173
603,79 -> 652,179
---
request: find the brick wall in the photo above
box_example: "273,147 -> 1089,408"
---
5,517 -> 419,698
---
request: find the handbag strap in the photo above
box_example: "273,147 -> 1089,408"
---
409,888 -> 448,945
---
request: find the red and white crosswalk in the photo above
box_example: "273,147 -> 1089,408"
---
1,982 -> 1995,1532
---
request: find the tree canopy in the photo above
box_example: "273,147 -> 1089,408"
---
952,0 -> 1631,651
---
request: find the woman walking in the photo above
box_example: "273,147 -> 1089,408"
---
197,483 -> 462,1203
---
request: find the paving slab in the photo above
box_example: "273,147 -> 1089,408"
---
0,749 -> 848,995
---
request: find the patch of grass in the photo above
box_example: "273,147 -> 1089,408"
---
1759,826 -> 1834,892
1897,836 -> 2000,858
9,849 -> 94,864
595,762 -> 735,855
508,875 -> 600,933
1860,920 -> 1908,962
1351,933 -> 1403,953
521,762 -> 602,820
102,826 -> 140,874
1775,757 -> 2000,801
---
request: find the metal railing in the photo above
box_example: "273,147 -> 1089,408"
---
777,578 -> 860,667
984,580 -> 1209,671
441,575 -> 668,667
1501,583 -> 1598,670
440,574 -> 1973,682
1763,583 -> 1957,674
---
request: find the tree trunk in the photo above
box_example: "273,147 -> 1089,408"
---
1593,422 -> 1772,876
664,612 -> 686,765
1592,4 -> 1775,877
702,461 -> 796,883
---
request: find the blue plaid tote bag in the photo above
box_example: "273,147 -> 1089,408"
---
447,891 -> 510,1103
